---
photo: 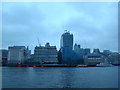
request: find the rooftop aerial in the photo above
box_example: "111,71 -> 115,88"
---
62,30 -> 73,36
64,30 -> 70,33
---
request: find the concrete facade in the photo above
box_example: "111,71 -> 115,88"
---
84,53 -> 104,65
0,49 -> 8,65
8,46 -> 31,64
108,52 -> 120,64
33,43 -> 58,64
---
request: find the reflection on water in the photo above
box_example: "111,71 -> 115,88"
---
60,68 -> 75,88
2,67 -> 118,88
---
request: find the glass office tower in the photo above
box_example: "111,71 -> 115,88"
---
60,30 -> 74,64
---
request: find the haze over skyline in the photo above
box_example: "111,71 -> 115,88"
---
2,2 -> 118,53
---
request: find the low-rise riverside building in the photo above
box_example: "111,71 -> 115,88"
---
108,52 -> 120,65
0,49 -> 8,65
74,44 -> 90,64
84,53 -> 104,66
33,42 -> 58,64
7,46 -> 31,64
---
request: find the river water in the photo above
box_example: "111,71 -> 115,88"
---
2,66 -> 119,88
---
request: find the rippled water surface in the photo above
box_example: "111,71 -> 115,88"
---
2,66 -> 119,88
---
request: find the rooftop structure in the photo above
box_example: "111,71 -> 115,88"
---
93,49 -> 101,54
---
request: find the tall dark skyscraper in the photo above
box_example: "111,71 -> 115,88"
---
60,30 -> 73,50
60,30 -> 74,64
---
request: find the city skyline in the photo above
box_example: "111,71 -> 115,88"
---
2,2 -> 118,53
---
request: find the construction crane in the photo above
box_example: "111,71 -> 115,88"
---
36,36 -> 41,46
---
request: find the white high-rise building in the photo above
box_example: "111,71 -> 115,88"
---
8,46 -> 31,64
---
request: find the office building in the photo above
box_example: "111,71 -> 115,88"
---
60,30 -> 74,64
84,48 -> 90,55
74,44 -> 87,56
74,44 -> 85,64
0,49 -> 8,65
108,52 -> 120,65
8,46 -> 31,64
60,30 -> 73,50
84,53 -> 103,66
93,49 -> 101,54
33,42 -> 58,64
102,50 -> 111,56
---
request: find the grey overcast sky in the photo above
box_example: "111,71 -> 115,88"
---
2,2 -> 118,53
